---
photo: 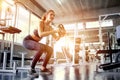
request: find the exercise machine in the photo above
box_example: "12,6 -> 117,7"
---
0,26 -> 21,73
97,25 -> 120,70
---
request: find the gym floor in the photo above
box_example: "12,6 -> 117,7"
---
0,62 -> 120,80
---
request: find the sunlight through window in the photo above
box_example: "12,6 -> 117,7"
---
86,20 -> 113,28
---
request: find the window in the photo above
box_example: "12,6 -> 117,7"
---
0,0 -> 41,44
64,23 -> 75,30
14,6 -> 30,44
30,13 -> 40,34
86,20 -> 113,28
78,23 -> 84,29
14,6 -> 40,44
0,0 -> 15,42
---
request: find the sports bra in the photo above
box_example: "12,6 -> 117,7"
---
33,21 -> 52,38
33,29 -> 40,38
33,21 -> 44,38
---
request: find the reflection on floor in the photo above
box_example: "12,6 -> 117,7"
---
0,63 -> 120,80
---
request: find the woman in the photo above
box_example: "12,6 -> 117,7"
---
23,10 -> 62,74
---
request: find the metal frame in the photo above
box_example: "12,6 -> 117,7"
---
97,12 -> 120,70
0,2 -> 18,73
98,12 -> 120,49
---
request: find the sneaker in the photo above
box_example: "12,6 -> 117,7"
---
29,69 -> 39,78
29,69 -> 37,75
40,68 -> 52,74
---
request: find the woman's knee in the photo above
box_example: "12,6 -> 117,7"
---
47,46 -> 53,53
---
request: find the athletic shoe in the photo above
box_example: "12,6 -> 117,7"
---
29,69 -> 37,75
29,69 -> 39,78
40,68 -> 52,74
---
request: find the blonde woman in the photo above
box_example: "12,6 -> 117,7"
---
23,10 -> 65,74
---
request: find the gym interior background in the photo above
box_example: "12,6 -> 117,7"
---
0,0 -> 120,80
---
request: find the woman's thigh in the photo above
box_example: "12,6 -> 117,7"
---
23,40 -> 46,51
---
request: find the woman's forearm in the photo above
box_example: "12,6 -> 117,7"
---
39,30 -> 57,37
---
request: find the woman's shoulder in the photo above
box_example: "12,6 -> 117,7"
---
39,20 -> 44,23
39,20 -> 45,27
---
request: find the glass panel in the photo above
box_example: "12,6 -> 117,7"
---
86,20 -> 113,28
78,23 -> 84,29
0,1 -> 41,44
101,20 -> 113,27
0,0 -> 15,42
15,6 -> 29,44
30,13 -> 40,34
64,23 -> 75,30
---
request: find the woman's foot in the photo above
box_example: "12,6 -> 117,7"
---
40,67 -> 52,74
29,69 -> 36,74
29,69 -> 39,78
40,68 -> 51,72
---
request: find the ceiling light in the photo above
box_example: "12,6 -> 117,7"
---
57,0 -> 62,5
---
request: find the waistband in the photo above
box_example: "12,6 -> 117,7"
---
24,35 -> 38,42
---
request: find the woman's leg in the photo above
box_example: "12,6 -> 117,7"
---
42,45 -> 53,68
31,51 -> 43,69
23,40 -> 46,69
31,44 -> 53,72
23,39 -> 53,72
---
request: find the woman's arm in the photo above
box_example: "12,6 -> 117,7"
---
37,21 -> 58,38
51,31 -> 61,41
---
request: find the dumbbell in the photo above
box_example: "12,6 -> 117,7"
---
57,24 -> 66,37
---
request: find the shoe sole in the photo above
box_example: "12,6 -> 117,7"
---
40,71 -> 52,75
28,73 -> 39,78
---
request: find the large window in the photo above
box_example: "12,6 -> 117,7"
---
15,6 -> 30,44
64,23 -> 83,31
0,0 -> 15,42
86,20 -> 113,28
15,6 -> 40,44
0,0 -> 41,44
30,14 -> 40,34
64,23 -> 75,30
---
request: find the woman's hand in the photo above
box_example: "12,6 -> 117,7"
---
55,28 -> 60,33
52,24 -> 66,41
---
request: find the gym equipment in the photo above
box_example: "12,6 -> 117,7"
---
0,26 -> 21,73
97,49 -> 120,63
97,25 -> 120,70
97,50 -> 120,71
58,24 -> 66,37
74,38 -> 81,64
99,61 -> 120,70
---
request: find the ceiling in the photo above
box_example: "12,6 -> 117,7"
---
28,0 -> 120,44
30,0 -> 120,24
